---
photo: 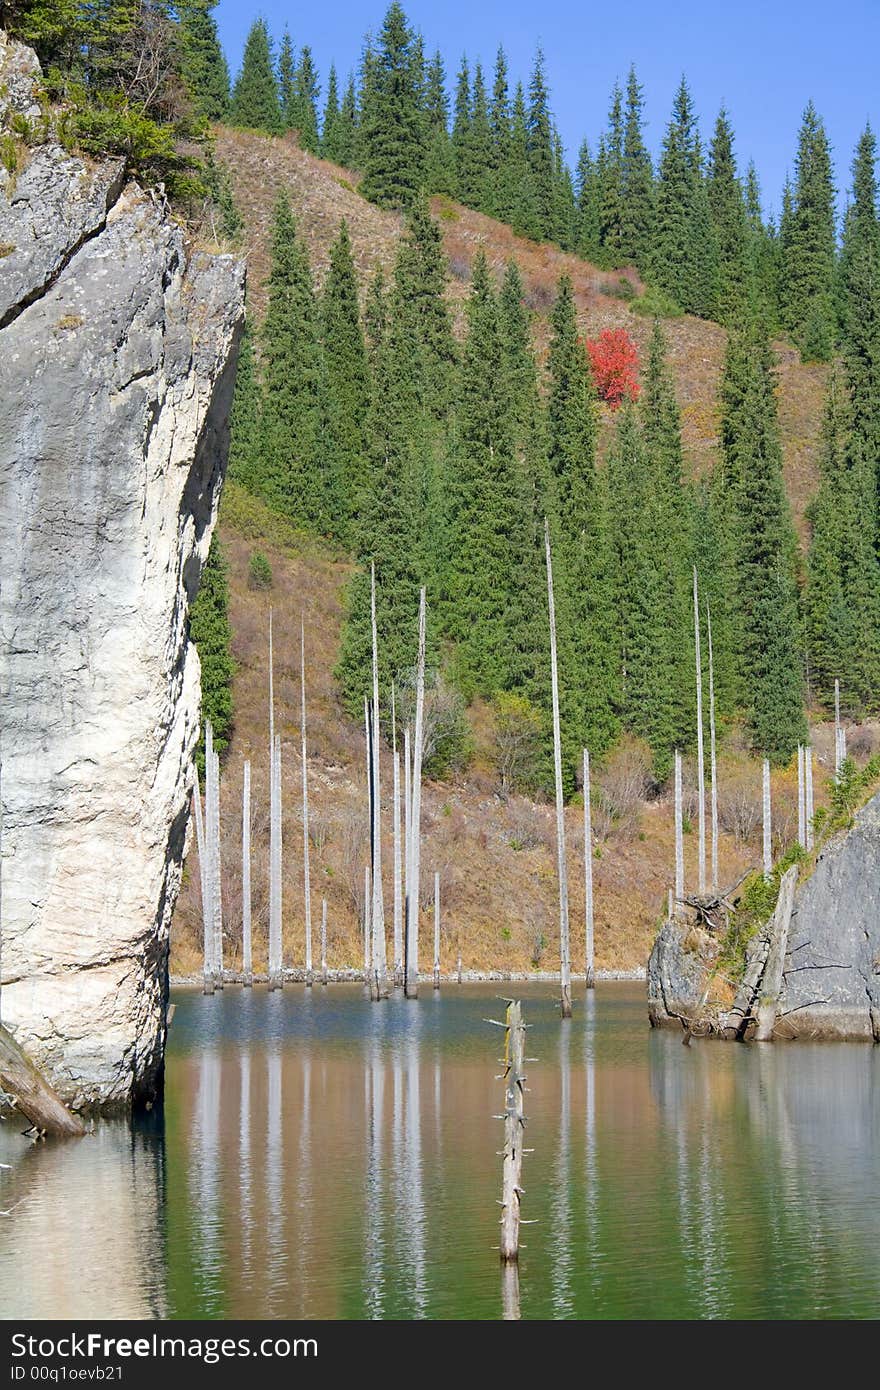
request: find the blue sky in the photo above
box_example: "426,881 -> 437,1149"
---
214,0 -> 878,219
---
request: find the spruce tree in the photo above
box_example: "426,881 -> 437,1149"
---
294,45 -> 320,152
707,108 -> 749,324
321,63 -> 341,159
322,220 -> 371,545
721,323 -> 806,759
258,193 -> 324,527
839,127 -> 880,463
226,326 -> 262,493
451,55 -> 472,201
191,533 -> 235,768
488,47 -> 512,221
424,49 -> 455,194
469,62 -> 493,212
508,81 -> 541,240
277,29 -> 296,129
552,132 -> 577,250
574,139 -> 601,260
744,162 -> 780,325
527,47 -> 555,239
178,0 -> 229,122
780,102 -> 837,360
391,195 -> 457,414
360,3 -> 426,208
336,73 -> 359,166
650,77 -> 719,317
620,66 -> 653,265
230,17 -> 282,134
546,276 -> 619,769
598,82 -> 625,259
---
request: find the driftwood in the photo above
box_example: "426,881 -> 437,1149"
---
679,867 -> 753,933
0,1026 -> 85,1138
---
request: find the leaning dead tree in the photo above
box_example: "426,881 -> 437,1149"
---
301,617 -> 313,987
679,867 -> 752,933
693,568 -> 706,895
497,1000 -> 527,1263
583,748 -> 595,989
405,588 -> 427,1000
720,864 -> 799,1041
545,522 -> 571,1018
0,1027 -> 85,1139
268,733 -> 283,989
369,565 -> 388,1000
242,759 -> 252,986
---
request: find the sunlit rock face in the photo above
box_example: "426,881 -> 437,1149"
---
0,31 -> 245,1108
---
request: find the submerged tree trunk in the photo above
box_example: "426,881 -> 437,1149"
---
320,898 -> 328,986
583,748 -> 595,989
301,617 -> 313,987
499,1000 -> 526,1262
545,522 -> 571,1019
268,734 -> 283,989
433,871 -> 441,990
406,590 -> 426,1000
0,1026 -> 86,1138
242,759 -> 252,986
391,684 -> 403,988
369,565 -> 388,1000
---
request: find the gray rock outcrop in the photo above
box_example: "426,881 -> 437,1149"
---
0,33 -> 245,1107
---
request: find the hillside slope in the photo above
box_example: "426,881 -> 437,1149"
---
171,128 -> 835,978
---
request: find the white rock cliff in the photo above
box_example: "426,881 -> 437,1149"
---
0,33 -> 245,1107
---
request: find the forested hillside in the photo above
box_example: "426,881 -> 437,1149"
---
8,2 -> 877,973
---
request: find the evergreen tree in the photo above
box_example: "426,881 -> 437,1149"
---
707,108 -> 749,324
744,161 -> 780,324
424,49 -> 455,194
226,326 -> 262,492
552,132 -> 577,250
650,77 -> 719,317
391,195 -> 457,414
720,324 -> 806,759
468,62 -> 493,212
451,55 -> 472,200
277,28 -> 296,129
321,63 -> 341,159
508,81 -> 541,240
620,66 -> 653,265
258,193 -> 324,527
488,47 -> 512,221
178,0 -> 229,122
574,139 -> 601,259
839,126 -> 880,463
805,372 -> 880,714
294,44 -> 320,152
779,102 -> 837,360
231,18 -> 282,134
191,533 -> 235,769
322,221 -> 370,545
336,73 -> 359,166
546,276 -> 619,769
360,3 -> 426,208
527,47 -> 555,239
598,81 -> 624,259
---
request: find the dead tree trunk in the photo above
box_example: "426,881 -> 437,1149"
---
834,677 -> 841,777
433,871 -> 441,990
403,724 -> 412,989
544,522 -> 571,1019
693,568 -> 706,895
369,565 -> 388,1000
320,898 -> 328,986
797,744 -> 806,849
405,589 -> 426,1000
268,734 -> 283,989
242,759 -> 252,986
301,617 -> 313,987
754,864 -> 799,1041
392,684 -> 403,988
706,602 -> 719,894
674,749 -> 684,910
583,748 -> 595,989
193,769 -> 213,995
805,745 -> 814,851
363,863 -> 371,983
499,1000 -> 527,1263
0,1027 -> 85,1138
762,758 -> 772,881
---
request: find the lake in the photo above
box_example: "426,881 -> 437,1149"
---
1,983 -> 878,1319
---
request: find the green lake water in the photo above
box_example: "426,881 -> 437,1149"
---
1,982 -> 878,1320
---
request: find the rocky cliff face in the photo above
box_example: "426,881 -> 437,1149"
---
0,33 -> 245,1107
648,791 -> 880,1042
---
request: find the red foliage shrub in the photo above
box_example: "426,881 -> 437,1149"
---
586,327 -> 640,407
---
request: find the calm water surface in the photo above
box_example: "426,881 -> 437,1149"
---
1,983 -> 878,1320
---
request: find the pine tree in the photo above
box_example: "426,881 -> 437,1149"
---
391,195 -> 457,414
321,63 -> 341,159
650,77 -> 719,317
721,323 -> 806,759
191,533 -> 235,768
336,73 -> 359,166
226,326 -> 262,492
231,17 -> 282,134
805,372 -> 880,714
527,47 -> 555,239
744,161 -> 780,325
258,193 -> 324,527
294,44 -> 320,152
598,81 -> 625,259
620,66 -> 653,265
424,49 -> 455,194
277,29 -> 296,129
552,131 -> 577,250
707,108 -> 749,324
451,55 -> 472,201
508,81 -> 541,240
322,221 -> 370,545
546,276 -> 619,769
839,126 -> 880,462
780,102 -> 837,360
360,3 -> 426,208
488,47 -> 512,221
468,62 -> 493,212
178,0 -> 229,122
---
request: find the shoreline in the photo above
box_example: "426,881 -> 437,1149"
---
169,967 -> 648,988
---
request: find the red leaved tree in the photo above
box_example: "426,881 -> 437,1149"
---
585,328 -> 640,407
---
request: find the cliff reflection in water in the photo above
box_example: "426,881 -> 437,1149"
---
0,983 -> 878,1319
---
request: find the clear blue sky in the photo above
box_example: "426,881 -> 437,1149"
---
214,0 -> 878,218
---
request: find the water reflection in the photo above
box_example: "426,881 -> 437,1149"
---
0,984 -> 878,1320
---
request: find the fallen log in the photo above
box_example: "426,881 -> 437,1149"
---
0,1025 -> 85,1138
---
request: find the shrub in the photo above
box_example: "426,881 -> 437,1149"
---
585,327 -> 640,407
395,669 -> 472,778
632,285 -> 684,319
492,692 -> 544,796
248,549 -> 273,590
